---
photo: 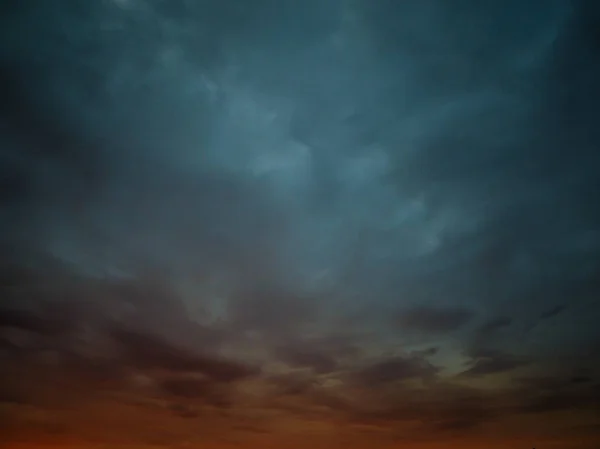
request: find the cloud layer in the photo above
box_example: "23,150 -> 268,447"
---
1,0 -> 600,448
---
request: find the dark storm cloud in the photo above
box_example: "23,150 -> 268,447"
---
0,306 -> 72,338
0,261 -> 255,406
109,326 -> 257,381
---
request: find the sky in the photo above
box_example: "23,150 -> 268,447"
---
0,1 -> 599,448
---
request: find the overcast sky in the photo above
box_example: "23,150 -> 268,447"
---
1,1 -> 599,448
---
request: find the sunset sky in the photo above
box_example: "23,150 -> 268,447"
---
1,1 -> 599,448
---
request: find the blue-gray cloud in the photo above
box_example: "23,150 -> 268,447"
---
1,1 -> 600,444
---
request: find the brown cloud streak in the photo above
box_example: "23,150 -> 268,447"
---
0,265 -> 599,449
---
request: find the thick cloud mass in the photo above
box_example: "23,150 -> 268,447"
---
1,1 -> 600,448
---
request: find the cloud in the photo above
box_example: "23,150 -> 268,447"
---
513,374 -> 597,393
1,0 -> 600,447
227,282 -> 319,337
269,333 -> 361,374
168,402 -> 200,419
0,306 -> 72,338
272,344 -> 339,374
352,354 -> 439,385
411,346 -> 439,357
459,348 -> 529,377
159,376 -> 233,408
345,382 -> 501,436
0,262 -> 256,416
428,394 -> 499,433
393,305 -> 474,334
516,385 -> 600,414
478,316 -> 513,334
539,303 -> 568,320
109,326 -> 257,382
267,371 -> 317,397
